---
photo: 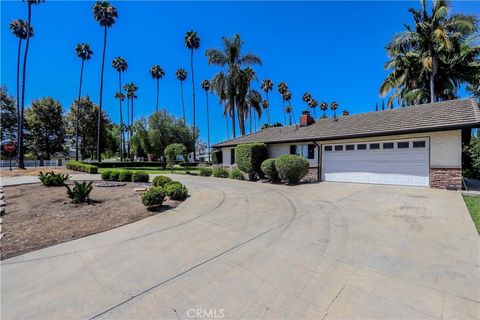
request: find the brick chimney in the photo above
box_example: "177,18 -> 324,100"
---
300,110 -> 315,127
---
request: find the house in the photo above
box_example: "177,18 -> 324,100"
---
212,99 -> 480,189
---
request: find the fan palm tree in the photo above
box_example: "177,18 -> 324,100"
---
302,92 -> 312,115
185,30 -> 200,160
320,102 -> 328,118
124,82 -> 138,158
282,91 -> 294,125
114,91 -> 125,160
176,68 -> 188,123
260,79 -> 273,124
206,34 -> 262,138
277,82 -> 288,125
149,65 -> 165,112
330,101 -> 339,119
285,105 -> 293,126
9,19 -> 33,162
112,57 -> 127,160
74,43 -> 93,161
93,0 -> 117,162
308,98 -> 318,119
201,79 -> 211,160
17,0 -> 43,168
342,110 -> 350,116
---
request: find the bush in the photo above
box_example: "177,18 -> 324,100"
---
65,181 -> 93,204
38,171 -> 70,186
164,143 -> 186,172
153,175 -> 172,187
261,158 -> 278,182
66,161 -> 98,174
229,167 -> 245,180
275,155 -> 310,184
101,170 -> 112,180
132,171 -> 150,182
236,142 -> 268,179
109,170 -> 120,181
199,167 -> 213,176
87,161 -> 166,169
212,167 -> 229,178
463,137 -> 480,179
141,187 -> 166,207
164,181 -> 188,200
118,170 -> 133,182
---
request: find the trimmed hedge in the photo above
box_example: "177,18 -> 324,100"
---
275,155 -> 309,184
109,170 -> 120,181
229,167 -> 245,180
132,171 -> 150,182
119,170 -> 133,182
66,161 -> 98,174
199,167 -> 213,176
153,175 -> 172,187
101,170 -> 112,180
235,143 -> 268,179
141,187 -> 166,207
261,158 -> 278,182
212,167 -> 229,178
83,161 -> 166,169
164,181 -> 188,200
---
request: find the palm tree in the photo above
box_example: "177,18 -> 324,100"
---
93,0 -> 117,162
302,92 -> 312,115
277,82 -> 288,125
206,34 -> 262,138
308,98 -> 318,119
285,105 -> 293,126
380,0 -> 478,105
236,67 -> 262,135
149,65 -> 165,112
375,102 -> 378,111
342,110 -> 350,116
112,57 -> 127,161
320,102 -> 328,118
9,19 -> 33,162
260,79 -> 273,124
18,0 -> 43,169
124,82 -> 138,159
185,31 -> 200,155
74,43 -> 93,161
176,68 -> 188,123
114,91 -> 125,160
330,101 -> 339,119
282,91 -> 294,125
201,79 -> 211,160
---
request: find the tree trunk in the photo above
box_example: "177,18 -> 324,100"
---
76,59 -> 85,161
129,98 -> 134,159
15,38 -> 22,162
180,81 -> 186,123
118,71 -> 123,162
190,49 -> 197,161
231,100 -> 236,138
266,92 -> 270,125
155,78 -> 159,112
282,100 -> 286,126
238,107 -> 245,136
97,25 -> 108,162
205,91 -> 210,161
249,109 -> 252,134
430,56 -> 437,103
313,108 -> 317,119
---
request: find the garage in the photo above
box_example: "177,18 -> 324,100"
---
321,138 -> 430,187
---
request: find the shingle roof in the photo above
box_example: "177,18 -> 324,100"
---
213,98 -> 480,148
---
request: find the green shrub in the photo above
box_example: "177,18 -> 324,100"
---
38,171 -> 70,186
164,181 -> 189,200
65,181 -> 93,204
65,161 -> 98,174
118,170 -> 133,182
212,167 -> 229,178
109,170 -> 120,181
153,175 -> 172,187
229,167 -> 245,180
141,187 -> 166,207
132,171 -> 150,182
164,143 -> 186,172
199,167 -> 213,176
275,155 -> 310,184
101,170 -> 112,180
463,137 -> 480,179
235,142 -> 268,179
261,158 -> 278,182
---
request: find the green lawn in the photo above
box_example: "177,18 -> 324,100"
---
464,195 -> 480,235
97,167 -> 199,174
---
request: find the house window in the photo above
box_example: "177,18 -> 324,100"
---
383,142 -> 394,149
413,141 -> 426,148
346,144 -> 355,151
324,146 -> 333,151
334,145 -> 343,151
290,145 -> 297,155
398,141 -> 409,149
307,144 -> 315,159
230,148 -> 235,165
369,143 -> 380,150
357,144 -> 367,150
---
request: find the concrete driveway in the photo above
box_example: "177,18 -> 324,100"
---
2,176 -> 479,319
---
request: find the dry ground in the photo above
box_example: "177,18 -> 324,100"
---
0,167 -> 72,178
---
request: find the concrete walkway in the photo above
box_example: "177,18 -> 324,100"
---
0,173 -> 102,186
1,176 -> 479,319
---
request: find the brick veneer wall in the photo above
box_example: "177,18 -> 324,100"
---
430,167 -> 462,190
302,167 -> 319,183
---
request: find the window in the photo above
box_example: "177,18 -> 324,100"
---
325,146 -> 333,151
383,142 -> 394,149
369,143 -> 380,150
308,144 -> 315,159
357,144 -> 367,150
290,145 -> 297,155
398,141 -> 409,149
346,144 -> 355,151
413,141 -> 426,148
230,148 -> 235,165
334,145 -> 343,151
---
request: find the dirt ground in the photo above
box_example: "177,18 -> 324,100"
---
0,167 -> 72,178
1,182 -> 181,260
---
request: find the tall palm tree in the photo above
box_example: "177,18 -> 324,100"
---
282,90 -> 294,125
201,79 -> 211,160
302,92 -> 312,116
260,79 -> 273,124
124,82 -> 138,159
342,110 -> 350,116
18,0 -> 43,169
277,82 -> 288,125
93,0 -> 117,162
330,101 -> 339,120
114,91 -> 125,160
308,98 -> 318,119
185,31 -> 200,159
206,34 -> 262,138
149,65 -> 165,112
236,67 -> 261,135
285,105 -> 293,126
320,102 -> 328,118
74,43 -> 93,161
112,56 -> 127,161
176,68 -> 188,123
9,19 -> 33,162
261,100 -> 269,126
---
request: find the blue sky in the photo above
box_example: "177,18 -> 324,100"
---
1,1 -> 478,144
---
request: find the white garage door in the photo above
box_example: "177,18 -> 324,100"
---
322,138 -> 429,187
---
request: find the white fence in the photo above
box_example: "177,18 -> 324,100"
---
0,159 -> 65,168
